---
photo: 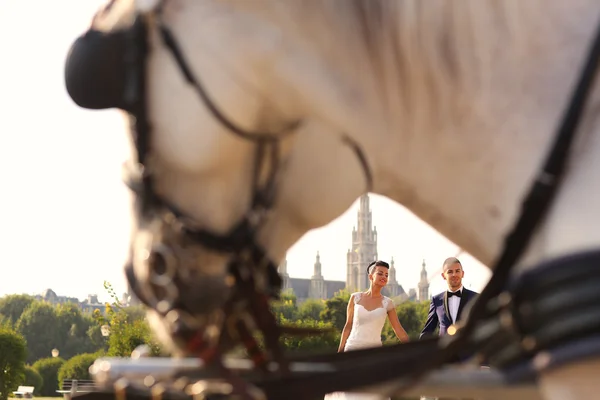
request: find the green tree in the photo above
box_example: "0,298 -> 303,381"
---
319,290 -> 351,331
57,353 -> 101,386
415,300 -> 430,324
383,301 -> 430,342
279,318 -> 340,353
271,289 -> 299,322
86,324 -> 105,349
0,327 -> 27,400
21,366 -> 43,396
106,315 -> 161,357
298,299 -> 325,321
122,304 -> 147,320
15,300 -> 103,364
15,302 -> 62,363
31,357 -> 65,397
0,315 -> 11,330
54,303 -> 100,359
0,295 -> 34,326
94,283 -> 162,358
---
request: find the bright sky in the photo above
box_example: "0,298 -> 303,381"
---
0,0 -> 491,303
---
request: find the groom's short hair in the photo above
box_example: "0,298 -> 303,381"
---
442,257 -> 462,270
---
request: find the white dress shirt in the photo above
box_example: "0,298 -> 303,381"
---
448,286 -> 463,323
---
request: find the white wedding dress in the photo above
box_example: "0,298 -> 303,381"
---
324,292 -> 394,400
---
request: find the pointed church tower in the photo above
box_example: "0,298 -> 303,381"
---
389,257 -> 397,286
418,259 -> 430,301
384,257 -> 403,297
309,251 -> 327,300
346,249 -> 354,289
346,194 -> 378,291
278,256 -> 291,291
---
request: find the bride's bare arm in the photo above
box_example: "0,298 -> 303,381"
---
337,294 -> 355,352
387,308 -> 410,343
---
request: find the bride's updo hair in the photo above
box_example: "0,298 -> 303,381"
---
366,260 -> 390,275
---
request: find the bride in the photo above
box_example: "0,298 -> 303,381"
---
325,260 -> 411,400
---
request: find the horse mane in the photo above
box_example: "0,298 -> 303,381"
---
225,0 -> 538,133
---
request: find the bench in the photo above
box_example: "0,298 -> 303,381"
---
12,386 -> 34,398
56,379 -> 96,400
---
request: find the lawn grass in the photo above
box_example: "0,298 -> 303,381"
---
9,398 -> 62,400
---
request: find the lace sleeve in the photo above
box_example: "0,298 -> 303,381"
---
384,297 -> 395,311
353,292 -> 362,304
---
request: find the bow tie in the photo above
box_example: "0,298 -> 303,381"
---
447,290 -> 462,298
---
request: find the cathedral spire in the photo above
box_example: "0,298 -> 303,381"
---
389,257 -> 397,283
359,193 -> 370,212
357,194 -> 373,235
347,194 -> 378,291
309,251 -> 326,300
313,251 -> 322,278
418,259 -> 430,301
383,256 -> 403,297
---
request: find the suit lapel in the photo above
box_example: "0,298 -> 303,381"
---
456,292 -> 467,322
443,291 -> 451,323
456,289 -> 473,322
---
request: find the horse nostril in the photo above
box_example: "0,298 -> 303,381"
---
148,243 -> 177,286
136,244 -> 180,312
151,253 -> 167,275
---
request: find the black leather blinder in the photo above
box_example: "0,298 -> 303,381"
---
64,27 -> 131,112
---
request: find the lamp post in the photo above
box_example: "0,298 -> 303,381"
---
51,348 -> 59,358
101,324 -> 111,337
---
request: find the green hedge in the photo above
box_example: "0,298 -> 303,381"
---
32,357 -> 65,396
22,366 -> 43,396
0,328 -> 27,400
57,353 -> 100,388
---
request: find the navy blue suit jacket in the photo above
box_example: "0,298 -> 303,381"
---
420,288 -> 478,339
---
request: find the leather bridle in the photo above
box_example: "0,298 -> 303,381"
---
65,1 -> 372,393
64,2 -> 600,399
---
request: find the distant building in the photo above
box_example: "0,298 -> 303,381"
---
418,260 -> 430,301
346,194 -> 378,291
345,194 -> 406,298
80,294 -> 107,313
276,193 -> 433,303
35,289 -> 108,314
384,258 -> 404,298
120,292 -> 132,307
407,288 -> 417,302
35,289 -> 79,305
278,253 -> 345,304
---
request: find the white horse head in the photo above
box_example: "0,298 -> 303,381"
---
68,0 -> 372,356
66,1 -> 600,399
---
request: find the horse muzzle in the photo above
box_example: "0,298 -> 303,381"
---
127,218 -> 235,315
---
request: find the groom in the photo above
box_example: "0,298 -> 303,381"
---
420,257 -> 478,339
418,258 -> 479,400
